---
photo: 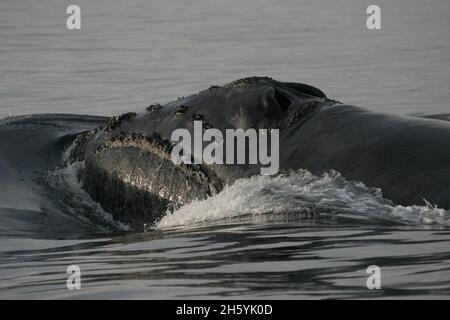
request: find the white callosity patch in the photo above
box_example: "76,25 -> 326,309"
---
158,170 -> 449,228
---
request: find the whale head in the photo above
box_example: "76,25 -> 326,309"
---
67,77 -> 337,229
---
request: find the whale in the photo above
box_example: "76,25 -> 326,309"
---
57,76 -> 450,228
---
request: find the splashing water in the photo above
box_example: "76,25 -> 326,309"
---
158,170 -> 449,228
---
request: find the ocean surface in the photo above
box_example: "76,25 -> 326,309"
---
0,0 -> 450,299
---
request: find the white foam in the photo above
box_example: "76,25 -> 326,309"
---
157,170 -> 449,228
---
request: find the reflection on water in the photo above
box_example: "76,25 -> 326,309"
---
1,222 -> 450,299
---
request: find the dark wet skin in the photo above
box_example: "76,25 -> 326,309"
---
68,77 -> 450,228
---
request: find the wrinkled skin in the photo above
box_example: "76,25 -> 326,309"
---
68,77 -> 450,228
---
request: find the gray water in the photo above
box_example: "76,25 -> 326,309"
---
0,0 -> 450,299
